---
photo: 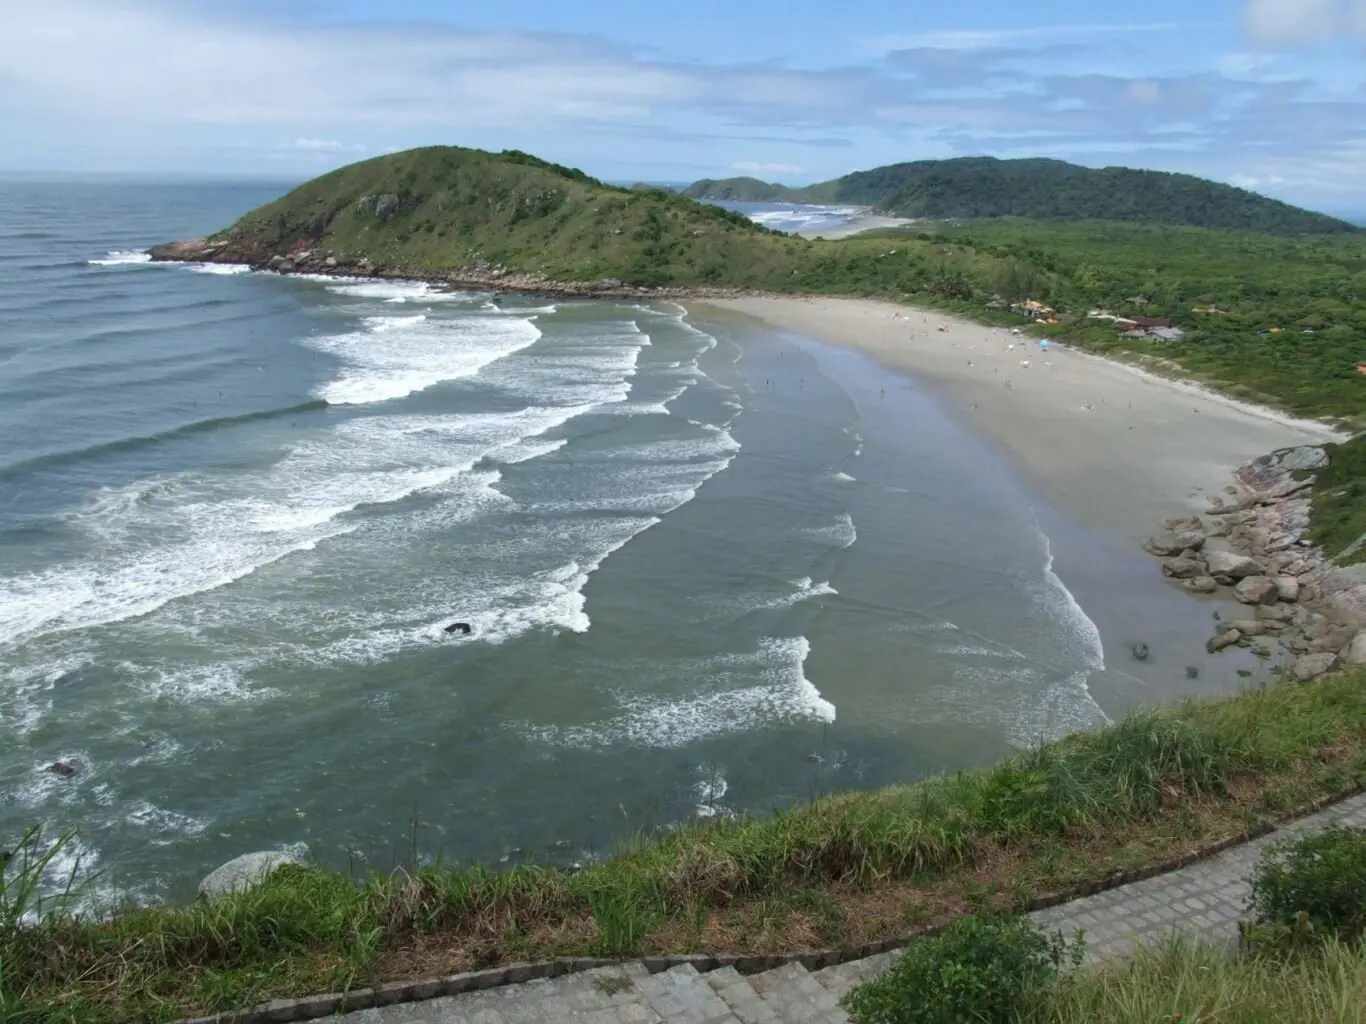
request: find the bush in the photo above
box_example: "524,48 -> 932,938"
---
843,915 -> 1083,1024
1247,825 -> 1366,946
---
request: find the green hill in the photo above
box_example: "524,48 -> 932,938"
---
683,156 -> 1357,235
678,176 -> 832,203
152,145 -> 1366,424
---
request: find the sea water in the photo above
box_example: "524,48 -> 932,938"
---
1,179 -> 1225,912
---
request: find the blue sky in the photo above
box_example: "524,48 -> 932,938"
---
3,0 -> 1366,211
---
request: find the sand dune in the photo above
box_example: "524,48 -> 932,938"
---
696,296 -> 1344,543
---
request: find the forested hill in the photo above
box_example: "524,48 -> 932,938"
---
683,157 -> 1357,235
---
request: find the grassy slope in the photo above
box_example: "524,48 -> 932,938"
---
1308,435 -> 1366,564
7,672 -> 1366,1022
682,156 -> 1359,235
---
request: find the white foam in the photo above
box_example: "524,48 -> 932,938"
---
308,313 -> 541,405
88,250 -> 151,266
187,263 -> 252,276
693,764 -> 732,819
528,637 -> 835,749
807,512 -> 857,549
326,279 -> 462,303
831,471 -> 856,482
127,802 -> 208,844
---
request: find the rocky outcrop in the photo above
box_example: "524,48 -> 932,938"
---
1145,443 -> 1366,677
146,237 -> 754,302
199,850 -> 305,900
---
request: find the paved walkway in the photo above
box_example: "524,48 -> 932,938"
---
328,792 -> 1366,1024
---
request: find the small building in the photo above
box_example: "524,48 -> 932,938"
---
1012,299 -> 1055,321
1150,327 -> 1186,342
1129,316 -> 1171,330
1357,363 -> 1366,376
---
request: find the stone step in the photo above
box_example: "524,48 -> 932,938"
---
706,965 -> 783,1023
745,963 -> 848,1024
810,950 -> 901,1002
634,963 -> 741,1022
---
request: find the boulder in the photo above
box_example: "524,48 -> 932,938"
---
1234,576 -> 1279,605
1273,576 -> 1300,603
1251,600 -> 1294,625
1180,576 -> 1219,595
1161,515 -> 1205,532
1228,620 -> 1268,637
1162,555 -> 1207,580
1205,550 -> 1265,580
1207,629 -> 1242,653
1147,531 -> 1204,557
324,256 -> 338,268
198,851 -> 305,900
48,761 -> 76,777
1343,631 -> 1366,667
1275,446 -> 1329,472
1292,652 -> 1339,682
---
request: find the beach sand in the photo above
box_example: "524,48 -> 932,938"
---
792,213 -> 913,240
696,296 -> 1344,545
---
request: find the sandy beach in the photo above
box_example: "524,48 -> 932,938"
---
697,296 -> 1345,545
792,211 -> 914,239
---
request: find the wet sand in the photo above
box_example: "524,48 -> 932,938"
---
696,296 -> 1344,545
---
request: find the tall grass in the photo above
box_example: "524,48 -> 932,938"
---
5,672 -> 1366,1022
1040,936 -> 1366,1023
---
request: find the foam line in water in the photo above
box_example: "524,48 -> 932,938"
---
308,313 -> 542,405
325,279 -> 464,303
88,250 -> 151,266
527,637 -> 835,749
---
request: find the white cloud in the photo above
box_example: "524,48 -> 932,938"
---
870,22 -> 1180,53
291,139 -> 365,152
733,161 -> 806,175
1244,0 -> 1345,43
1127,81 -> 1161,104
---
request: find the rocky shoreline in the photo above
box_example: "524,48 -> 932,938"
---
1144,445 -> 1366,680
146,238 -> 752,302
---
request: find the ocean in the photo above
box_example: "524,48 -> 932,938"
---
0,180 -> 1231,912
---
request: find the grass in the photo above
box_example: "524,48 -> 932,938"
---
1308,435 -> 1366,566
5,671 -> 1366,1022
1036,935 -> 1366,1023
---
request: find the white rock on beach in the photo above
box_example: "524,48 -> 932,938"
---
198,850 -> 305,900
1292,652 -> 1339,682
1205,550 -> 1266,580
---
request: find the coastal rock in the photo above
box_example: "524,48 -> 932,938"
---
1207,629 -> 1243,653
1256,602 -> 1298,623
1161,515 -> 1205,533
48,761 -> 76,777
1205,550 -> 1265,580
198,850 -> 305,900
1181,576 -> 1219,594
1343,631 -> 1366,667
1205,518 -> 1231,538
1228,620 -> 1269,637
1146,533 -> 1193,558
1235,576 -> 1279,605
1292,652 -> 1339,682
1273,576 -> 1301,603
324,256 -> 338,267
1310,625 -> 1359,655
1162,554 -> 1207,580
1275,446 -> 1330,472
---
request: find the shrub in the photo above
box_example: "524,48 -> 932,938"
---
843,914 -> 1083,1024
1245,824 -> 1366,950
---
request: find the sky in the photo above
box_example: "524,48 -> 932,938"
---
2,0 -> 1366,212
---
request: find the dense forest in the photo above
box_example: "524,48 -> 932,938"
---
684,157 -> 1358,235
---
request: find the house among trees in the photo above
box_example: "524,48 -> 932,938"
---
1012,299 -> 1055,321
1357,362 -> 1366,376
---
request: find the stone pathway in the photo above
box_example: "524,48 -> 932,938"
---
327,793 -> 1366,1024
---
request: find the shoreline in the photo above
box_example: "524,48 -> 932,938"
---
695,296 -> 1345,548
792,210 -> 915,239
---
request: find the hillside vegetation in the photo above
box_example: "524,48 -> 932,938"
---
159,146 -> 1366,424
683,156 -> 1358,235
